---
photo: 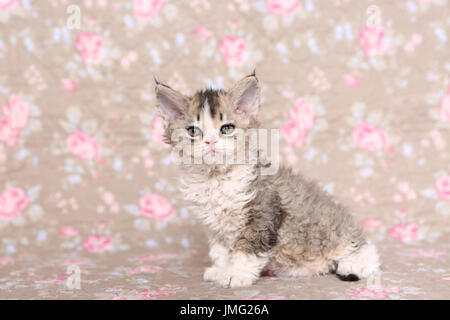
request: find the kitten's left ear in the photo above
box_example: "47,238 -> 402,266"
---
229,73 -> 260,117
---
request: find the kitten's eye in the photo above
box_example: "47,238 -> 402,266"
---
186,126 -> 202,138
220,124 -> 235,136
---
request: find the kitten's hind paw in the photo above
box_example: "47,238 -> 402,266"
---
336,241 -> 381,280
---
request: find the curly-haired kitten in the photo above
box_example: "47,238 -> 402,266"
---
155,73 -> 381,288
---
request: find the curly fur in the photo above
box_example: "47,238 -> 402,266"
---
155,73 -> 381,287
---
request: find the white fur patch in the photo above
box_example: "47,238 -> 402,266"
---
211,251 -> 269,288
201,99 -> 218,144
180,164 -> 257,246
208,242 -> 229,267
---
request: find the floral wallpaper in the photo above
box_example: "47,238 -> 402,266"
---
0,0 -> 449,299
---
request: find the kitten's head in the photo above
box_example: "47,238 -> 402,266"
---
155,73 -> 261,166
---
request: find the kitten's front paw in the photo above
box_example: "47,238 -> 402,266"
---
216,270 -> 257,288
203,266 -> 223,282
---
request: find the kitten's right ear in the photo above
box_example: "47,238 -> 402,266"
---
155,80 -> 189,121
229,73 -> 260,118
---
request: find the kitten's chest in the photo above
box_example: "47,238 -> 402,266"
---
180,166 -> 257,236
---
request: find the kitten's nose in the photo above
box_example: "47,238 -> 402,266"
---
205,138 -> 216,145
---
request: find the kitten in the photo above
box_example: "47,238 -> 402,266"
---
155,73 -> 381,288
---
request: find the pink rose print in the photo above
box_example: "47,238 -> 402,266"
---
358,26 -> 388,57
287,98 -> 315,131
61,78 -> 78,93
0,116 -> 20,146
218,36 -> 246,68
59,226 -> 78,237
0,257 -> 14,265
352,123 -> 388,152
282,120 -> 308,147
3,95 -> 30,129
133,0 -> 165,19
0,187 -> 30,220
111,290 -> 176,300
343,74 -> 361,88
389,223 -> 420,243
66,130 -> 102,163
440,89 -> 450,122
362,218 -> 382,230
0,95 -> 30,147
404,33 -> 422,53
282,98 -> 315,147
83,234 -> 113,253
139,290 -> 176,300
0,0 -> 17,11
435,175 -> 450,201
33,275 -> 67,285
127,265 -> 162,275
429,130 -> 445,151
266,0 -> 301,16
348,287 -> 401,299
75,33 -> 104,65
195,26 -> 212,39
139,193 -> 176,221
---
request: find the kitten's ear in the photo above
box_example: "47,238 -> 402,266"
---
155,80 -> 189,121
229,73 -> 260,117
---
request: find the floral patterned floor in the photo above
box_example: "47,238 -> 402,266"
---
1,239 -> 450,299
1,0 -> 450,299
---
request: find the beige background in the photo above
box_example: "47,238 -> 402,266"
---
0,0 -> 449,299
